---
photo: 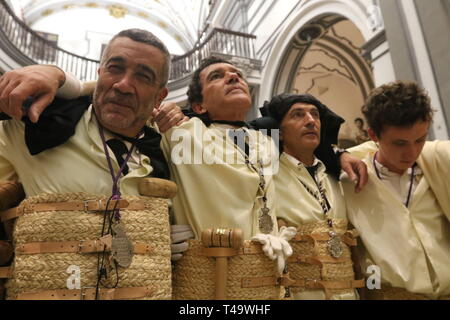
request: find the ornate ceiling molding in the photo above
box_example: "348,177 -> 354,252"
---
19,0 -> 209,50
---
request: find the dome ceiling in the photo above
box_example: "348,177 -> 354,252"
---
7,0 -> 211,56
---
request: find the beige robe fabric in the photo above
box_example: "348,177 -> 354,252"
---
0,106 -> 154,196
52,77 -> 281,241
343,141 -> 450,298
276,153 -> 357,300
161,117 -> 279,240
53,75 -> 280,239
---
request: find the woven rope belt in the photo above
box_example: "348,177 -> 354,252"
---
283,220 -> 363,300
201,242 -> 269,296
294,231 -> 358,247
198,244 -> 363,293
5,191 -> 172,300
0,199 -> 147,222
15,236 -> 152,255
16,286 -> 153,300
200,243 -> 263,257
242,275 -> 364,290
172,238 -> 280,300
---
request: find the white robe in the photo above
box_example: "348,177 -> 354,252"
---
276,152 -> 357,300
161,118 -> 279,240
0,106 -> 153,196
343,141 -> 450,298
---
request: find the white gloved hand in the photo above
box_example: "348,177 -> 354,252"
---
251,226 -> 297,275
170,225 -> 194,262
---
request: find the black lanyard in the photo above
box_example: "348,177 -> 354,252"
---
229,127 -> 273,234
295,163 -> 332,227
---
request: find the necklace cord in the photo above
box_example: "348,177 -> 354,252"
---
373,152 -> 416,208
94,116 -> 140,299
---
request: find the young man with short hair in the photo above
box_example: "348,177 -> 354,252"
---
342,81 -> 450,300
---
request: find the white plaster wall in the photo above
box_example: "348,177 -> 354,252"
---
399,0 -> 449,139
248,0 -> 299,54
243,0 -> 449,140
370,40 -> 396,87
256,0 -> 381,106
170,0 -> 398,116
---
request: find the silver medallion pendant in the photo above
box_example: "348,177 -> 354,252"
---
327,231 -> 343,258
259,207 -> 274,234
111,223 -> 134,268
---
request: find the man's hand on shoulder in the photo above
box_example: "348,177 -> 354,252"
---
0,65 -> 65,123
339,151 -> 368,193
152,101 -> 189,133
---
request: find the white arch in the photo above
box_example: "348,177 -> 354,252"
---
22,0 -> 195,50
258,0 -> 375,106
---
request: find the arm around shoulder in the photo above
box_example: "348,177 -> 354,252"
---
347,141 -> 378,160
56,71 -> 83,99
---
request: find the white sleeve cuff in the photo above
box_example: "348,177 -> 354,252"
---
57,71 -> 82,99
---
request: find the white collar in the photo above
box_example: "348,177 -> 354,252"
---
373,157 -> 422,179
283,152 -> 322,169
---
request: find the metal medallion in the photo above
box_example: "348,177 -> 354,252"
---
111,223 -> 134,268
259,207 -> 274,234
327,231 -> 343,259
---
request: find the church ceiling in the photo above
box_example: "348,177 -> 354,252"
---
7,0 -> 211,53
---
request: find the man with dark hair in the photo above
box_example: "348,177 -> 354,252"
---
362,81 -> 434,138
0,55 -> 294,298
0,27 -> 170,194
158,57 -> 364,240
0,55 -> 366,236
0,28 -> 177,300
161,57 -> 280,240
106,29 -> 171,87
186,56 -> 229,107
0,54 -> 368,299
341,80 -> 450,299
262,94 -> 363,300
